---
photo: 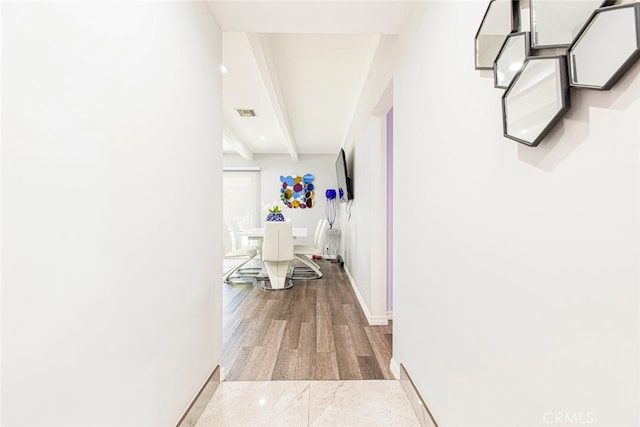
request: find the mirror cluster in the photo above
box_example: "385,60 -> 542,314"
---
475,0 -> 640,147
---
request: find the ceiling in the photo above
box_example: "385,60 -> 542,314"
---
207,1 -> 414,161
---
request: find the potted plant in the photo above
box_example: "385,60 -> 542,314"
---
263,201 -> 285,222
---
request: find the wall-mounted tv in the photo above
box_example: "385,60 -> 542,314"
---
335,148 -> 353,202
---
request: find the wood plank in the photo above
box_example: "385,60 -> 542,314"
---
311,352 -> 340,380
297,321 -> 315,379
302,286 -> 317,323
253,345 -> 281,380
280,311 -> 302,350
357,355 -> 385,380
346,321 -> 375,357
242,317 -> 271,348
223,346 -> 252,381
328,285 -> 348,326
271,348 -> 301,380
237,319 -> 286,381
262,319 -> 287,348
364,327 -> 395,380
333,325 -> 362,380
316,301 -> 336,353
237,346 -> 267,380
343,303 -> 365,326
223,318 -> 250,356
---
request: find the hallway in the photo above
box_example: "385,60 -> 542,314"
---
222,260 -> 393,381
5,2 -> 638,426
194,380 -> 419,427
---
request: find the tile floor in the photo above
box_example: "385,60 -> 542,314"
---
195,380 -> 420,427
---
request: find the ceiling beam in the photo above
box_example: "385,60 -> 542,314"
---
246,33 -> 299,162
223,124 -> 254,161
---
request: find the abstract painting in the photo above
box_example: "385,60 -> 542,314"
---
280,174 -> 314,208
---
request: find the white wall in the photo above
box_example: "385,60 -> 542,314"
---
1,2 -> 223,426
0,3 -> 4,421
338,36 -> 396,325
393,2 -> 639,426
223,154 -> 336,247
341,115 -> 389,325
343,135 -> 371,315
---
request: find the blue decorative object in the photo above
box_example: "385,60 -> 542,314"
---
266,212 -> 285,222
303,174 -> 315,183
325,188 -> 337,229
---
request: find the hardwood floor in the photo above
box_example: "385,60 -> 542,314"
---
222,260 -> 393,381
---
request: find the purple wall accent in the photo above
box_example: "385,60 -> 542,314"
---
386,108 -> 393,313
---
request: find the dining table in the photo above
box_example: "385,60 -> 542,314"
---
238,226 -> 308,242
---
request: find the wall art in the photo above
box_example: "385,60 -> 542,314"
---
475,1 -> 640,147
280,174 -> 314,208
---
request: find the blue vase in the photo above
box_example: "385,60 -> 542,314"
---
266,212 -> 285,222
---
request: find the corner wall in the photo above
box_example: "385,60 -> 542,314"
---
338,37 -> 396,326
393,2 -> 639,426
2,2 -> 223,425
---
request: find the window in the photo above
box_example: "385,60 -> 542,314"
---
223,168 -> 261,230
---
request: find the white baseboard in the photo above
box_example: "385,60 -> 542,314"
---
344,267 -> 388,326
390,357 -> 400,379
387,311 -> 393,320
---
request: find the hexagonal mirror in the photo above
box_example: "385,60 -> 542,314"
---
502,56 -> 571,147
494,32 -> 530,89
568,3 -> 640,90
475,0 -> 519,70
530,0 -> 611,48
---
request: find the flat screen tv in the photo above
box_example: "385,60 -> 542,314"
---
335,148 -> 353,202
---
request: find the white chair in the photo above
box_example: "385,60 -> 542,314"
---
223,222 -> 258,284
293,219 -> 328,279
261,220 -> 294,290
227,219 -> 247,251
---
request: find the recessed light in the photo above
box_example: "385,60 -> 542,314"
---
236,109 -> 256,117
220,65 -> 229,74
259,136 -> 267,141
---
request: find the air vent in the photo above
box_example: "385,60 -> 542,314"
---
236,109 -> 256,117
